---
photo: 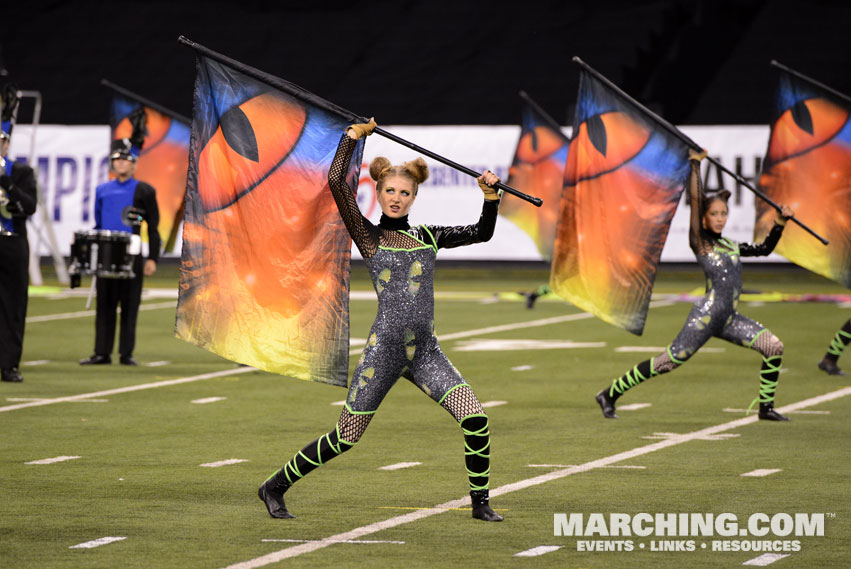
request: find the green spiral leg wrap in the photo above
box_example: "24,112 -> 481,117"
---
608,358 -> 657,401
747,355 -> 782,413
272,425 -> 357,487
825,321 -> 851,362
460,414 -> 490,492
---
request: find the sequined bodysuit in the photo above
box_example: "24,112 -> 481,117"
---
669,164 -> 784,362
328,135 -> 499,412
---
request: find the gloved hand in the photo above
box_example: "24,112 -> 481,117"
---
346,117 -> 377,140
477,170 -> 501,201
688,148 -> 707,162
128,107 -> 148,148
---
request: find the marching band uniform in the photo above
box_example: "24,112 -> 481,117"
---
0,86 -> 37,383
80,110 -> 159,366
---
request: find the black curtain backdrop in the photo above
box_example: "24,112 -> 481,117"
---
3,0 -> 850,126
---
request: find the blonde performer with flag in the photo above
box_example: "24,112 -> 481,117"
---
258,119 -> 505,522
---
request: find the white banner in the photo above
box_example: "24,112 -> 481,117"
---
9,124 -> 778,262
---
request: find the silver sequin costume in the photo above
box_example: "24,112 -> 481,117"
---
328,135 -> 500,413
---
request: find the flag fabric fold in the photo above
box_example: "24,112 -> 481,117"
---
107,86 -> 191,252
550,70 -> 691,334
175,54 -> 364,386
502,95 -> 569,261
755,69 -> 851,288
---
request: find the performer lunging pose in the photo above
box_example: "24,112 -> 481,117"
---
259,118 -> 504,521
595,150 -> 794,421
817,319 -> 851,376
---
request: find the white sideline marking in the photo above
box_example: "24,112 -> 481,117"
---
0,366 -> 257,414
723,408 -> 830,415
330,400 -> 346,406
618,403 -> 652,411
200,459 -> 248,468
743,552 -> 791,566
26,301 -> 175,323
454,339 -> 605,351
192,397 -> 227,404
642,432 -> 740,441
482,400 -> 507,408
217,386 -> 851,569
615,346 -> 725,353
514,545 -> 562,557
7,398 -> 107,403
69,536 -> 126,549
21,360 -> 50,366
145,361 -> 170,367
528,464 -> 645,469
378,462 -> 421,471
261,539 -> 405,545
348,300 -> 675,356
511,365 -> 533,371
741,469 -> 782,477
26,456 -> 81,465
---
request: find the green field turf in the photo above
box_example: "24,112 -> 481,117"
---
1,262 -> 848,568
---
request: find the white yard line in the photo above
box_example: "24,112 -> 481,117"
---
218,386 -> 851,569
0,366 -> 257,414
378,462 -> 421,471
261,539 -> 405,545
69,536 -> 126,549
192,397 -> 227,404
741,469 -> 782,478
26,456 -> 81,465
514,545 -> 563,557
743,553 -> 791,566
26,301 -> 175,323
200,459 -> 248,468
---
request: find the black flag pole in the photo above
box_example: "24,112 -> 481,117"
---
572,56 -> 828,246
177,36 -> 543,207
770,60 -> 851,106
518,90 -> 571,143
100,79 -> 191,124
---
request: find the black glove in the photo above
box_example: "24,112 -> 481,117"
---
128,107 -> 148,149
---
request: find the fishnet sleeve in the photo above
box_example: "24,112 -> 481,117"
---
686,159 -> 711,256
328,133 -> 378,257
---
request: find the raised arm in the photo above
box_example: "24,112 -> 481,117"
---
327,120 -> 376,256
429,170 -> 501,249
686,149 -> 708,255
740,205 -> 793,257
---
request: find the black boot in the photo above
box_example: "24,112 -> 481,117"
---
258,471 -> 295,519
758,402 -> 789,422
595,389 -> 619,419
817,357 -> 846,376
470,490 -> 503,522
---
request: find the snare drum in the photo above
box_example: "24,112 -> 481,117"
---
69,230 -> 135,279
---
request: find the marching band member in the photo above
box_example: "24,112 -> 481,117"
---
258,118 -> 505,522
80,109 -> 160,366
0,84 -> 36,383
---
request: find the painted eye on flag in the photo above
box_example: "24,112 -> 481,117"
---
197,92 -> 306,212
767,97 -> 849,163
569,111 -> 651,183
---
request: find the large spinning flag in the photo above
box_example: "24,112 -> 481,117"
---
175,54 -> 364,386
754,67 -> 851,288
501,93 -> 569,261
551,69 -> 691,334
107,83 -> 191,252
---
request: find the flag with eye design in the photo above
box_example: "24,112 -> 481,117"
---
108,87 -> 191,252
754,68 -> 851,288
550,70 -> 691,335
501,94 -> 569,261
175,55 -> 364,386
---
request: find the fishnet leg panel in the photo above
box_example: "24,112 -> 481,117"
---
337,408 -> 373,443
752,331 -> 784,357
441,385 -> 484,422
652,350 -> 681,374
